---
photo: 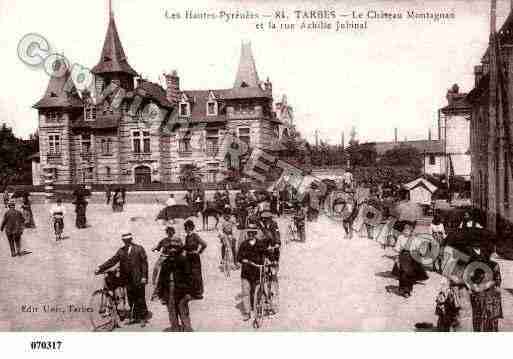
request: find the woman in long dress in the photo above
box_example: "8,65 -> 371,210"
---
74,197 -> 88,228
183,219 -> 207,299
468,247 -> 503,331
112,189 -> 123,212
393,221 -> 429,297
21,195 -> 36,228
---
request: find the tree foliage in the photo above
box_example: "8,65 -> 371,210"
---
378,145 -> 423,169
0,124 -> 38,190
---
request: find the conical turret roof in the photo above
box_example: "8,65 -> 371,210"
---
91,9 -> 137,76
233,42 -> 260,88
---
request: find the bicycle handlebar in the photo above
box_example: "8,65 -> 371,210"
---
95,268 -> 119,276
244,257 -> 276,268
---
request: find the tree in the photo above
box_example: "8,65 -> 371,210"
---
0,124 -> 35,190
378,144 -> 423,169
345,128 -> 377,167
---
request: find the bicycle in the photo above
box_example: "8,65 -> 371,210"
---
249,258 -> 280,329
89,269 -> 129,332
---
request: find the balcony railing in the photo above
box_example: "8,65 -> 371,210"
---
130,152 -> 152,162
178,151 -> 192,158
46,152 -> 62,164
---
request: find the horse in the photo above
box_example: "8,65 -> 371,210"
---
201,201 -> 223,231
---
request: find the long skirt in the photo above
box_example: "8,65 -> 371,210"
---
470,289 -> 502,332
75,205 -> 87,228
397,250 -> 429,294
188,253 -> 204,298
112,198 -> 124,212
22,207 -> 36,228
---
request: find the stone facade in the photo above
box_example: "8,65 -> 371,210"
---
34,7 -> 284,186
467,9 -> 513,232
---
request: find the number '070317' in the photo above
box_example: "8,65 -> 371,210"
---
30,341 -> 63,350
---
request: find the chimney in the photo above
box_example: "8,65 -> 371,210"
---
446,84 -> 459,105
428,128 -> 432,141
474,65 -> 484,87
394,128 -> 398,143
164,70 -> 180,104
264,77 -> 272,93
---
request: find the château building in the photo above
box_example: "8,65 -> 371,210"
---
467,3 -> 513,233
33,4 -> 286,186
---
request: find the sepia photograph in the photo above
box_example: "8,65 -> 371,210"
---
1,1 -> 513,351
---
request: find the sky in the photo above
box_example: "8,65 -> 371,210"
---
0,0 -> 510,144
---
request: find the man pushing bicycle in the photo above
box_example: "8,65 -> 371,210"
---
237,226 -> 265,321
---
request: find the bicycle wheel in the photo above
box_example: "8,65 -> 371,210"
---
223,250 -> 231,279
269,277 -> 279,314
287,225 -> 295,244
252,285 -> 264,329
89,289 -> 117,332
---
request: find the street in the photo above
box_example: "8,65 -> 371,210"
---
1,202 -> 513,331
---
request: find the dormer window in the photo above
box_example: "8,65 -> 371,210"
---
179,93 -> 191,117
103,101 -> 114,116
85,105 -> 97,121
240,82 -> 249,88
206,91 -> 218,116
179,102 -> 190,117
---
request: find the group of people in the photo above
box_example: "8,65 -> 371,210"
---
3,177 -> 505,332
96,186 -> 284,330
324,171 -> 504,332
215,187 -> 283,321
105,186 -> 126,212
96,218 -> 206,331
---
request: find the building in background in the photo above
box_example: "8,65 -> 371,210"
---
467,1 -> 513,234
368,128 -> 445,177
34,3 -> 283,186
439,84 -> 472,181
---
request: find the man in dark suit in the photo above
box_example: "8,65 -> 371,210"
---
96,232 -> 150,325
1,200 -> 25,257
